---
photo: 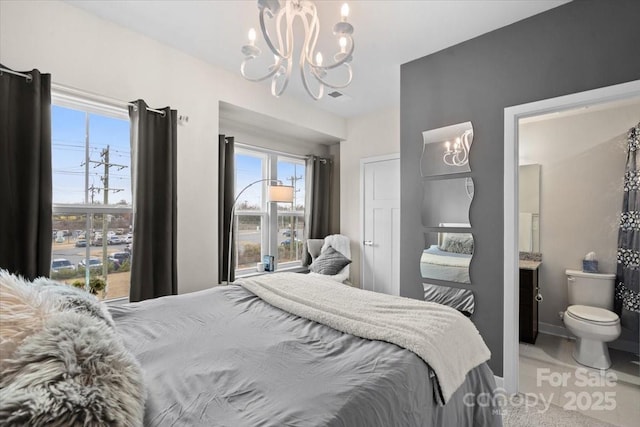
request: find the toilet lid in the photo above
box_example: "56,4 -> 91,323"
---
567,305 -> 619,324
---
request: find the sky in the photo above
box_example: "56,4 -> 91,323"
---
236,152 -> 305,211
53,104 -> 304,209
52,105 -> 131,205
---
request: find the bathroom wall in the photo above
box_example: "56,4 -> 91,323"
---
519,101 -> 640,350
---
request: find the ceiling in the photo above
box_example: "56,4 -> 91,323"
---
66,0 -> 569,118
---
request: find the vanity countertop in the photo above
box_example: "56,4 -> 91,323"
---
519,260 -> 542,270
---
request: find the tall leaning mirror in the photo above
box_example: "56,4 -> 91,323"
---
421,121 -> 474,177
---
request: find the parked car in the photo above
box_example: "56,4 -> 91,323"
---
78,257 -> 103,270
107,236 -> 123,245
75,239 -> 87,247
108,252 -> 130,269
282,230 -> 298,237
280,238 -> 302,246
124,233 -> 133,244
51,258 -> 76,273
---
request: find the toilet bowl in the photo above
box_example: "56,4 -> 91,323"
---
563,304 -> 621,370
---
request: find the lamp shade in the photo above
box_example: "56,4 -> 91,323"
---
268,184 -> 294,203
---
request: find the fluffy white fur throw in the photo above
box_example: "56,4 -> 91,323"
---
239,272 -> 491,403
0,270 -> 145,426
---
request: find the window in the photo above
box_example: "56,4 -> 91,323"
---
234,147 -> 306,276
276,157 -> 305,266
50,96 -> 133,301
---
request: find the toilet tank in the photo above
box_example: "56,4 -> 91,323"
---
566,269 -> 616,309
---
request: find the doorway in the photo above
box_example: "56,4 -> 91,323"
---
502,79 -> 640,394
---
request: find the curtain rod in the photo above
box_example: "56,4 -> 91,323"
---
0,67 -> 32,82
235,141 -> 331,163
1,67 -> 167,117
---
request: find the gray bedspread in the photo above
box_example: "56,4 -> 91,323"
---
109,285 -> 502,427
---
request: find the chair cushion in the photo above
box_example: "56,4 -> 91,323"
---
309,246 -> 352,276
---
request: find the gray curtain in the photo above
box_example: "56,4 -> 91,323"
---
615,121 -> 640,339
218,135 -> 235,284
0,66 -> 52,280
128,100 -> 177,302
303,156 -> 333,265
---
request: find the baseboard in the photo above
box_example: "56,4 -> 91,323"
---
539,322 -> 639,354
538,322 -> 573,339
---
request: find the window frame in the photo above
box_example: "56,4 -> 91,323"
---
51,91 -> 133,302
233,145 -> 306,277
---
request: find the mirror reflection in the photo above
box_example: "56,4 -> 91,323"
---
421,121 -> 474,177
519,164 -> 541,252
422,178 -> 474,227
420,231 -> 473,284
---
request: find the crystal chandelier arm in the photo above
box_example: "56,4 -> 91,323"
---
259,6 -> 288,58
300,48 -> 324,100
272,57 -> 293,97
305,3 -> 321,64
305,37 -> 354,71
241,57 -> 281,82
312,62 -> 353,89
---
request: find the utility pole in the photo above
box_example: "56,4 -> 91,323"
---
101,146 -> 110,279
286,168 -> 303,257
87,145 -> 127,285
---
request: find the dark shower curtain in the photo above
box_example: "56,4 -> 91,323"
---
615,121 -> 640,339
0,66 -> 52,280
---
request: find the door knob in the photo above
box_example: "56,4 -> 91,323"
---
363,240 -> 373,246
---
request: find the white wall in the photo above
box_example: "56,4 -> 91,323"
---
0,0 -> 346,294
519,103 -> 640,332
341,107 -> 400,287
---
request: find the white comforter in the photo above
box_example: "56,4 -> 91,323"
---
238,272 -> 491,403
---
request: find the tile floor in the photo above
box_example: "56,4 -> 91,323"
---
519,333 -> 640,427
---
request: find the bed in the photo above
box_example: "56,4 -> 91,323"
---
0,270 -> 502,427
420,244 -> 472,283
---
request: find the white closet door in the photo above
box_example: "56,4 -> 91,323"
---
361,155 -> 400,295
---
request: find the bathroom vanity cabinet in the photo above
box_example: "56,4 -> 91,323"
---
519,264 -> 540,344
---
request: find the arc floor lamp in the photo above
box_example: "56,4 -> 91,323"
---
228,179 -> 294,285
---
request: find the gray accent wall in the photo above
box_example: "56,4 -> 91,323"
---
400,0 -> 640,375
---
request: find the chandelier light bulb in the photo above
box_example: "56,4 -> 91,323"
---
316,52 -> 323,66
248,28 -> 257,45
341,3 -> 350,20
339,36 -> 347,53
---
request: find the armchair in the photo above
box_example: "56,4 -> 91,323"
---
304,234 -> 352,284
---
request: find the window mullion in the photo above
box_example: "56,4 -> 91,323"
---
267,153 -> 278,269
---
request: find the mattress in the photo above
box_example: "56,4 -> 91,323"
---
109,284 -> 501,426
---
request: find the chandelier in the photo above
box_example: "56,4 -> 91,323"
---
240,0 -> 354,100
443,130 -> 473,167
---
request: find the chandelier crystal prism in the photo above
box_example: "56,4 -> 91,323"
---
240,0 -> 354,100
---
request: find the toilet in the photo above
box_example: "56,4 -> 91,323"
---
563,269 -> 621,370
